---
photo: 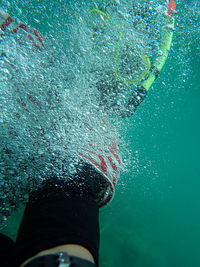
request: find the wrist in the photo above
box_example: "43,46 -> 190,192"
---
21,244 -> 95,267
15,192 -> 100,266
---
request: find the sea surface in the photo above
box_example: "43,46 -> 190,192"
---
1,1 -> 200,266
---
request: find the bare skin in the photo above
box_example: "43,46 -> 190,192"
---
21,244 -> 95,267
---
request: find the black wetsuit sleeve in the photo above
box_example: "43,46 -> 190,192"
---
15,181 -> 100,267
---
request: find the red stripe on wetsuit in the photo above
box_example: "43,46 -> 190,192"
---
0,16 -> 13,31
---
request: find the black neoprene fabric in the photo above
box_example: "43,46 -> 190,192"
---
14,162 -> 104,267
0,233 -> 15,267
0,162 -> 104,267
14,179 -> 100,267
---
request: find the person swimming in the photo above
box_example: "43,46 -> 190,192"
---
0,10 -> 121,266
0,1 -> 176,266
0,8 -> 121,209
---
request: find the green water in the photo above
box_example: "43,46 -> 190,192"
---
1,0 -> 200,266
100,9 -> 200,266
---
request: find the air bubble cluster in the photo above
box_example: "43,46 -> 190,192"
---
0,0 -> 168,223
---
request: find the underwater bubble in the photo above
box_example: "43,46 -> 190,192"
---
0,0 -> 173,223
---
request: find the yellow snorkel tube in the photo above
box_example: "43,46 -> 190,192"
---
140,12 -> 175,92
91,8 -> 111,20
121,4 -> 176,117
117,1 -> 176,117
91,1 -> 176,117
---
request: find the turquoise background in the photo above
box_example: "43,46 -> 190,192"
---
1,1 -> 200,266
100,4 -> 200,265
